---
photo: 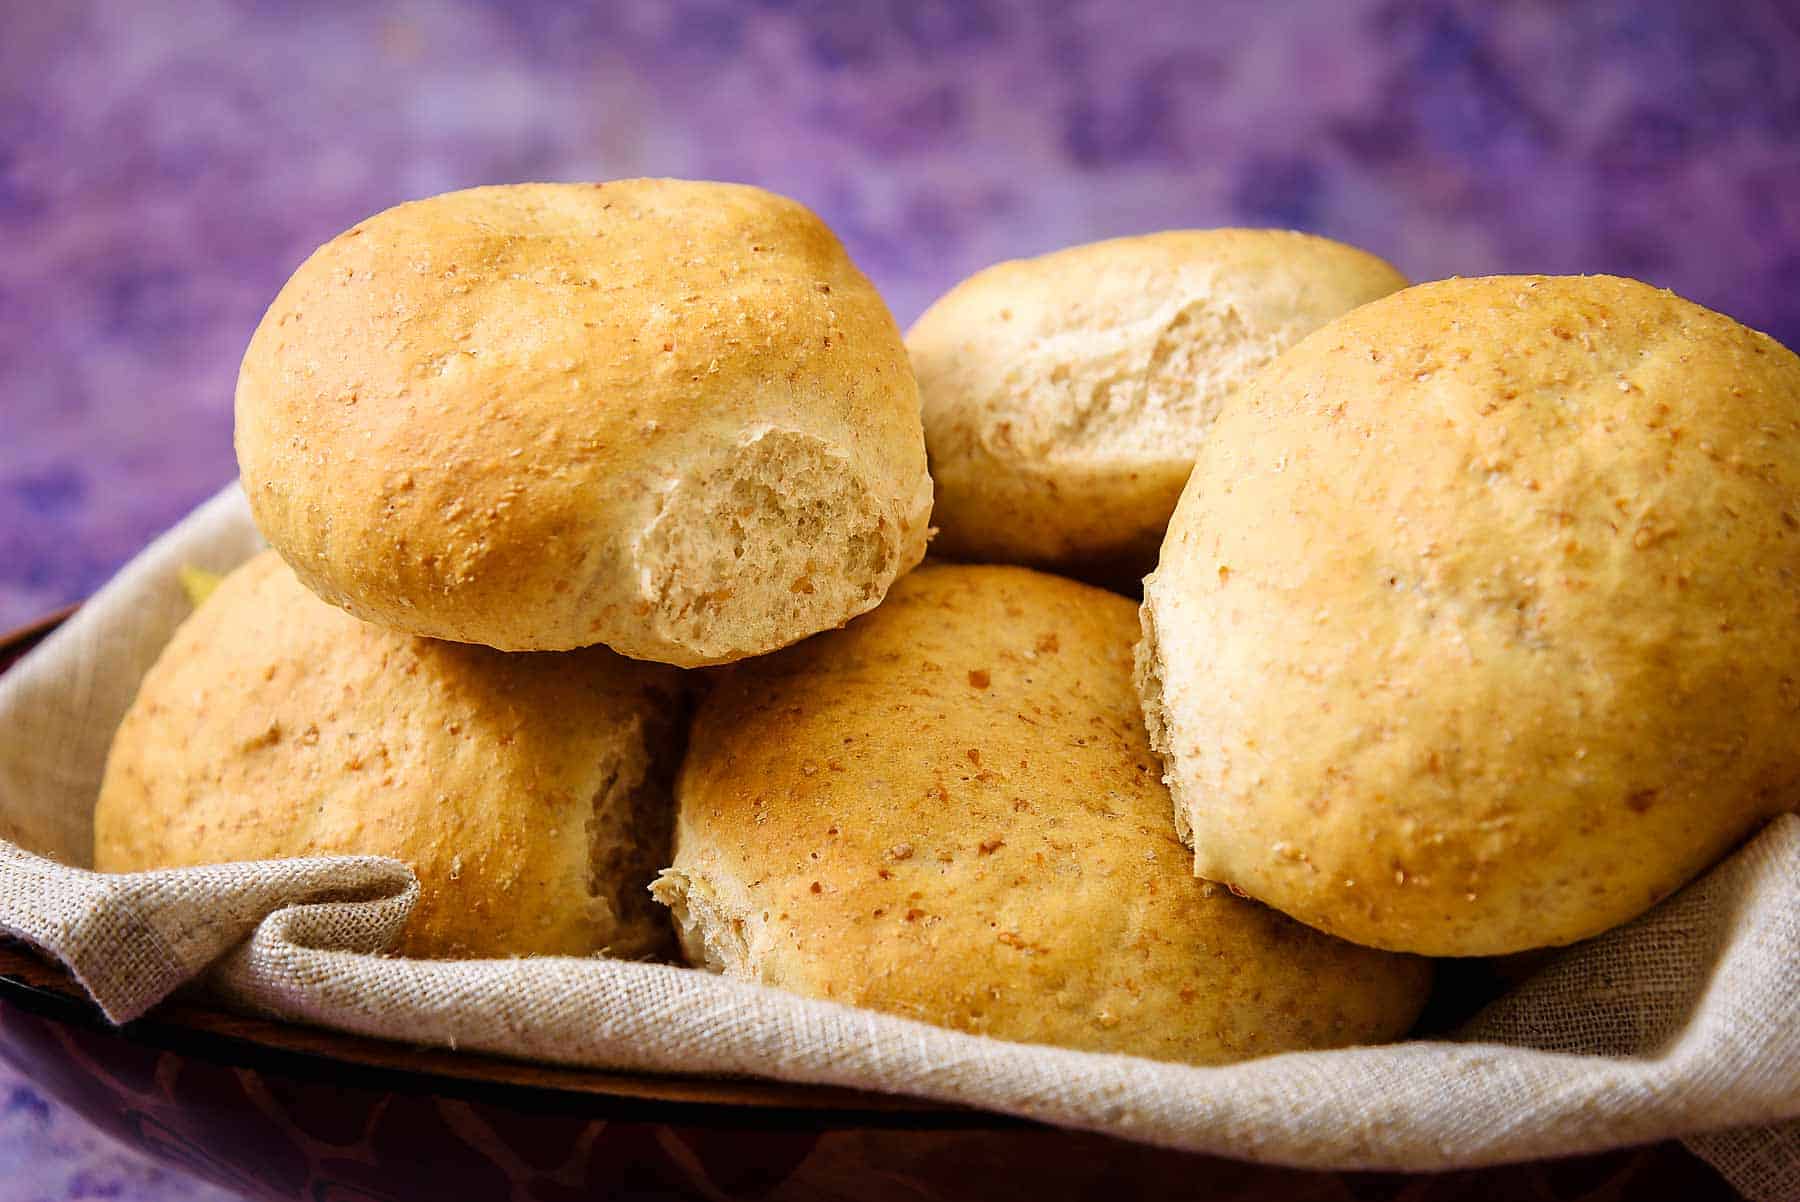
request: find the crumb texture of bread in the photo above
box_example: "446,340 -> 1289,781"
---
659,563 -> 1430,1065
649,869 -> 749,976
93,550 -> 687,960
633,426 -> 901,664
1141,274 -> 1800,957
235,179 -> 931,665
1132,599 -> 1192,847
907,230 -> 1406,582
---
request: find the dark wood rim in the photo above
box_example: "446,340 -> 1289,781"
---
0,605 -> 999,1128
0,940 -> 1005,1129
0,602 -> 78,671
0,602 -> 81,648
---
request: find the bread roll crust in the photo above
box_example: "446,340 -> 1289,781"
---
94,551 -> 687,960
1140,274 -> 1800,956
236,180 -> 932,666
907,230 -> 1406,580
658,563 -> 1429,1064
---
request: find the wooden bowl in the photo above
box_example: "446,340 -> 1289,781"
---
0,611 -> 1736,1201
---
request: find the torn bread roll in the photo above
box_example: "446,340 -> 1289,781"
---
1139,274 -> 1800,957
235,180 -> 933,666
655,563 -> 1430,1065
94,550 -> 687,960
907,230 -> 1406,584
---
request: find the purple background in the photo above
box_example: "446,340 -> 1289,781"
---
6,0 -> 1800,633
3,1 -> 1800,1196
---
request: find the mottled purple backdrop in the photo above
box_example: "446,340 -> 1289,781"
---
5,0 -> 1800,632
3,1 -> 1800,1196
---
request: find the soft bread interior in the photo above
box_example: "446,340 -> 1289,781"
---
1029,297 -> 1281,464
634,426 -> 901,665
585,707 -> 686,959
648,868 -> 751,976
1133,593 -> 1194,848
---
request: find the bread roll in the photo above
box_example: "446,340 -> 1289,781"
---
655,564 -> 1429,1064
907,231 -> 1406,583
94,550 -> 687,960
236,180 -> 933,666
1139,274 -> 1800,957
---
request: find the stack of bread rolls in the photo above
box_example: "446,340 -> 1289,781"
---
95,179 -> 1800,1067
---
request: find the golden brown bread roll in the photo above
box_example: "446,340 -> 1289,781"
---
655,563 -> 1430,1064
906,230 -> 1406,584
236,180 -> 933,666
94,550 -> 687,960
1139,274 -> 1800,957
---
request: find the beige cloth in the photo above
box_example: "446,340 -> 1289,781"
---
0,484 -> 1795,1199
